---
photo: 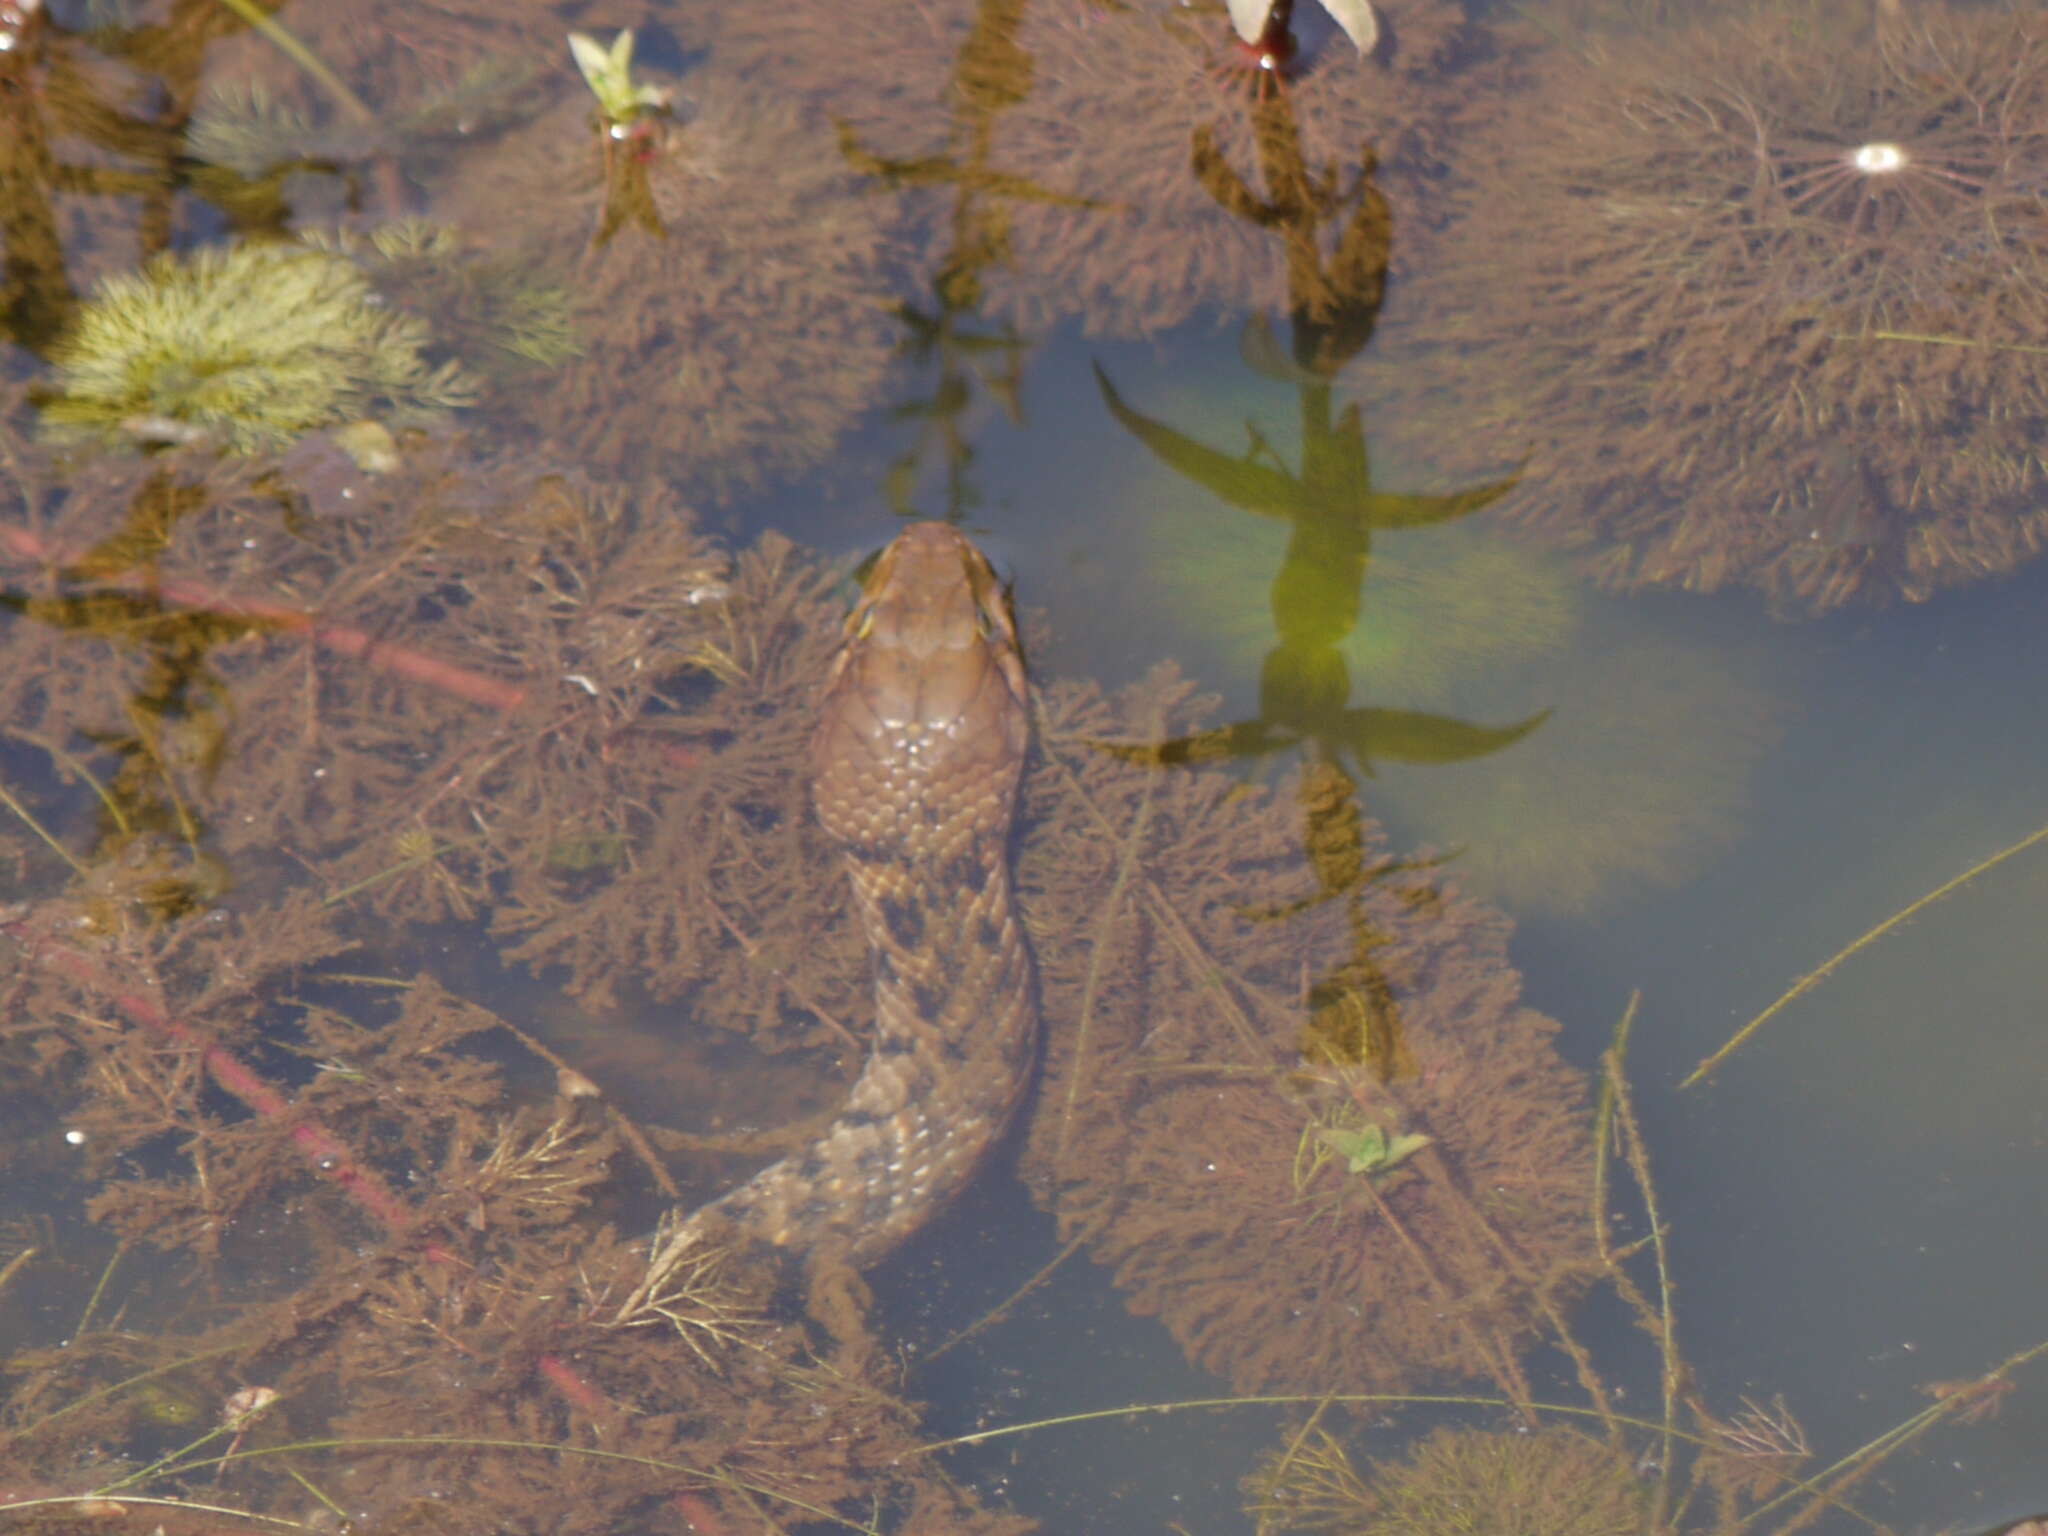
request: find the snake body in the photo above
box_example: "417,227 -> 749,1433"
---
689,522 -> 1037,1268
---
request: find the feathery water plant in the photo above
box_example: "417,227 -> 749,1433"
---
39,241 -> 476,454
182,83 -> 328,179
303,220 -> 583,372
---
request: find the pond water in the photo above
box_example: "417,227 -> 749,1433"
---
0,0 -> 2044,1533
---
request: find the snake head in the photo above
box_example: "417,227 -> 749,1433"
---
813,522 -> 1029,857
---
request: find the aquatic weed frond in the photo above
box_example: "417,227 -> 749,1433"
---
40,242 -> 476,454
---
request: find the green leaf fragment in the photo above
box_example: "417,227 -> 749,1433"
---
1315,1121 -> 1431,1176
1383,1132 -> 1431,1167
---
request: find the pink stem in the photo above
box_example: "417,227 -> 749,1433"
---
5,928 -> 452,1252
0,521 -> 529,712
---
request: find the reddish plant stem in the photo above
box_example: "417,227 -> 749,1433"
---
0,521 -> 531,713
533,1352 -> 611,1417
10,919 -> 725,1502
670,1489 -> 732,1535
533,1353 -> 733,1535
0,519 -> 701,766
6,923 -> 456,1262
2,522 -> 724,1447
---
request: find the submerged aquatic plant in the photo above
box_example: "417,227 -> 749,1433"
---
718,0 -> 1492,337
976,0 -> 1477,334
1250,1425 -> 1655,1536
39,241 -> 475,454
1366,1427 -> 1654,1536
1244,1421 -> 1378,1533
182,79 -> 339,177
1020,677 -> 1600,1397
445,77 -> 898,499
1363,1 -> 2048,611
181,56 -> 544,224
303,219 -> 583,376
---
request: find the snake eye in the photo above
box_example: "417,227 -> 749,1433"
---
963,545 -> 1016,641
980,548 -> 1017,589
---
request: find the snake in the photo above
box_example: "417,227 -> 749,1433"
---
681,521 -> 1037,1269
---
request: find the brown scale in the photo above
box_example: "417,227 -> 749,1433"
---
684,522 -> 1036,1268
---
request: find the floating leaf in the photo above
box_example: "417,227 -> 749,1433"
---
1315,1121 -> 1430,1175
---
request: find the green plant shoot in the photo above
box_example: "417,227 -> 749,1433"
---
1315,1122 -> 1430,1177
568,30 -> 673,130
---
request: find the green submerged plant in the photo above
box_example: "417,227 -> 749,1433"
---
39,242 -> 477,455
1313,1120 -> 1429,1178
303,220 -> 583,376
1365,1427 -> 1654,1536
1292,1101 -> 1430,1191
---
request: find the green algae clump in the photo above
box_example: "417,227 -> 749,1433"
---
40,241 -> 476,454
1361,1427 -> 1654,1536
